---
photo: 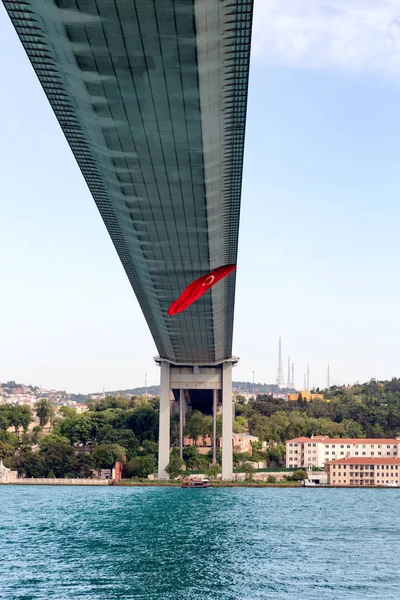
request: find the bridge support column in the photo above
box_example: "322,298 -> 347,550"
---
222,362 -> 233,480
179,389 -> 185,460
158,361 -> 171,479
212,389 -> 217,464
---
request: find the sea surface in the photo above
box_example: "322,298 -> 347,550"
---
0,486 -> 399,600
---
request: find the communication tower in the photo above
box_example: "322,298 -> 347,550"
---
275,337 -> 285,388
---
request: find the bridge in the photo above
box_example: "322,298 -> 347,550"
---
3,0 -> 253,479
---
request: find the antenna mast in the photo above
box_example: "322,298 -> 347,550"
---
275,337 -> 285,388
287,356 -> 291,389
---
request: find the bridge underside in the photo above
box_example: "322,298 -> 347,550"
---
4,0 -> 253,365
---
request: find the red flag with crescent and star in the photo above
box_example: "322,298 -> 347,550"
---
167,264 -> 236,316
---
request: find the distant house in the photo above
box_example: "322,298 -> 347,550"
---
287,390 -> 325,402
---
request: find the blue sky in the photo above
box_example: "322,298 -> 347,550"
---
1,0 -> 400,393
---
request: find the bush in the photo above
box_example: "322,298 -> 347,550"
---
124,454 -> 156,479
165,453 -> 184,479
267,475 -> 277,483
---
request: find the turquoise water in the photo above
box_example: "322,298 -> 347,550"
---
1,487 -> 399,599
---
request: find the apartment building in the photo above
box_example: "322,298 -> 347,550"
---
325,457 -> 400,486
286,435 -> 400,468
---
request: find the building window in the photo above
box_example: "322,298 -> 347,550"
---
371,452 -> 374,456
378,452 -> 381,456
355,452 -> 359,456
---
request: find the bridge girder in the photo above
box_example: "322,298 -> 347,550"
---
3,0 -> 253,364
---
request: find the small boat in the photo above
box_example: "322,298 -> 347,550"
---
181,478 -> 211,488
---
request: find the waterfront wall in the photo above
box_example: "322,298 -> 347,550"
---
10,478 -> 110,486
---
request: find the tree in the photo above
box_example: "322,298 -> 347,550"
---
39,435 -> 75,477
59,406 -> 77,419
91,444 -> 126,469
165,453 -> 184,479
205,463 -> 220,481
35,399 -> 54,427
291,469 -> 307,481
243,462 -> 255,481
185,411 -> 205,445
32,426 -> 42,445
8,405 -> 32,435
233,416 -> 248,433
0,441 -> 15,460
124,454 -> 156,478
141,440 -> 158,456
126,406 -> 159,443
341,419 -> 365,438
182,446 -> 208,470
201,415 -> 213,446
18,450 -> 47,478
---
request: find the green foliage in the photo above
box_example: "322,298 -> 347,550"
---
233,416 -> 248,433
290,469 -> 307,481
0,404 -> 32,434
141,440 -> 158,456
185,410 -> 206,444
182,446 -> 208,470
243,462 -> 255,480
124,454 -> 157,478
59,406 -> 78,419
267,475 -> 277,483
165,453 -> 184,479
205,463 -> 221,480
39,435 -> 75,477
0,441 -> 15,460
35,399 -> 54,427
91,444 -> 126,469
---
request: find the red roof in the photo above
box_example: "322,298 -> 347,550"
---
287,437 -> 399,445
326,457 -> 400,465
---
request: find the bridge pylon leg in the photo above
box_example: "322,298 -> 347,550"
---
212,389 -> 217,464
158,361 -> 171,479
222,362 -> 233,480
179,389 -> 185,460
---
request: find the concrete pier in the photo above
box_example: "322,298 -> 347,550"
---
156,358 -> 237,481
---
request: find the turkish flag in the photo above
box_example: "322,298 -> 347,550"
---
167,264 -> 236,316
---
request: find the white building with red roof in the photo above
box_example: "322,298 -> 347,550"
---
286,435 -> 400,468
325,456 -> 400,487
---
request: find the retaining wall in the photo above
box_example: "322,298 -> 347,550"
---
10,478 -> 110,486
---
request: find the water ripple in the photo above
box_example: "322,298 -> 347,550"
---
0,487 -> 399,599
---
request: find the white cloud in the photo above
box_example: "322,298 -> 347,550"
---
252,0 -> 400,75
